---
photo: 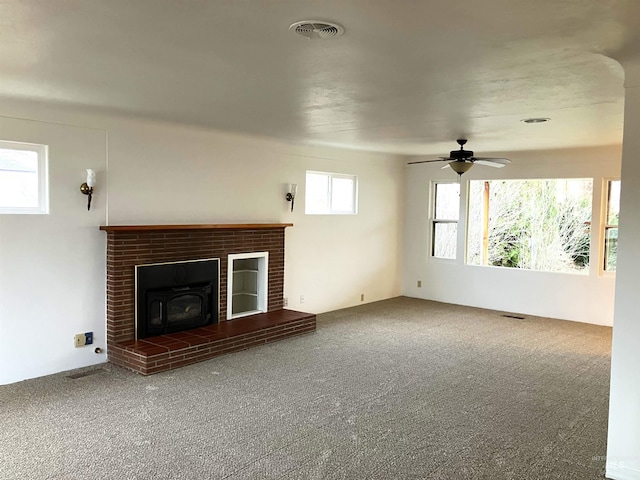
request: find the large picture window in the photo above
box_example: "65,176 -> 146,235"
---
305,171 -> 358,215
0,140 -> 49,214
431,182 -> 460,259
603,179 -> 620,273
467,179 -> 593,274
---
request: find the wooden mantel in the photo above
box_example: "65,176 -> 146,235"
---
100,223 -> 293,232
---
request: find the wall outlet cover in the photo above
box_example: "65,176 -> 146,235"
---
74,334 -> 85,347
85,332 -> 93,345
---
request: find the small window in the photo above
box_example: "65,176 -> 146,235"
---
305,171 -> 358,215
603,179 -> 620,273
0,140 -> 48,214
432,182 -> 460,259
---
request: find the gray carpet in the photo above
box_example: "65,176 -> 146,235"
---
0,297 -> 612,480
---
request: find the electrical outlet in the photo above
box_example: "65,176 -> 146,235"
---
360,294 -> 365,301
283,297 -> 288,307
300,295 -> 305,304
74,332 -> 93,347
417,280 -> 422,288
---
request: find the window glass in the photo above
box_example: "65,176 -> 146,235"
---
604,180 -> 621,272
0,141 -> 48,214
435,183 -> 460,220
305,172 -> 330,214
432,182 -> 459,259
433,222 -> 457,259
467,179 -> 592,274
604,228 -> 618,272
305,171 -> 357,215
607,180 -> 620,225
0,149 -> 39,209
330,177 -> 355,212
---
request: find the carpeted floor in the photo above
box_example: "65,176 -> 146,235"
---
0,297 -> 612,479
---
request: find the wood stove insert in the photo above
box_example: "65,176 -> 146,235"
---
135,258 -> 219,339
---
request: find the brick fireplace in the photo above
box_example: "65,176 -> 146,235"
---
101,223 -> 316,375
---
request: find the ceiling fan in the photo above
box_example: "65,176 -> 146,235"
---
407,139 -> 511,176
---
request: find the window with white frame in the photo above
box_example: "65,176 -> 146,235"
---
467,178 -> 593,273
431,182 -> 460,259
0,140 -> 49,214
603,179 -> 620,273
305,171 -> 358,215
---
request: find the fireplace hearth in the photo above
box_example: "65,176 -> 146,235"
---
101,223 -> 316,375
135,258 -> 219,339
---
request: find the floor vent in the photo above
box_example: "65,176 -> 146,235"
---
502,314 -> 526,320
67,369 -> 106,380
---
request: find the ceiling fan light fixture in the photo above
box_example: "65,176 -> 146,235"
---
406,139 -> 510,176
522,117 -> 550,124
449,162 -> 474,175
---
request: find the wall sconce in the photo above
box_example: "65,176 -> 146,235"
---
80,169 -> 96,211
285,183 -> 297,212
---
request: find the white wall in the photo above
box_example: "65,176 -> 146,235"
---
0,101 -> 404,384
403,145 -> 621,326
0,116 -> 107,385
607,59 -> 640,480
104,119 -> 404,314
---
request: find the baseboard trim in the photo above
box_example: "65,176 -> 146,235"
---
606,465 -> 640,480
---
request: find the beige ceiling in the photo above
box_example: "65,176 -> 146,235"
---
1,0 -> 638,156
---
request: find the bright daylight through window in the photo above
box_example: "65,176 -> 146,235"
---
431,182 -> 460,259
467,179 -> 593,274
305,171 -> 358,215
0,140 -> 48,214
603,179 -> 620,272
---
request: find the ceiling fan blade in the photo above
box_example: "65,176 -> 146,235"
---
407,140 -> 512,170
474,159 -> 509,168
407,158 -> 449,165
473,157 -> 511,164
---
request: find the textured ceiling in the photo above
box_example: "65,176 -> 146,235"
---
0,0 -> 638,155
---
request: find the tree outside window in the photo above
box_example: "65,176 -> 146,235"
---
467,179 -> 593,274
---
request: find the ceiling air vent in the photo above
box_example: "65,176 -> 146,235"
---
289,21 -> 344,40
